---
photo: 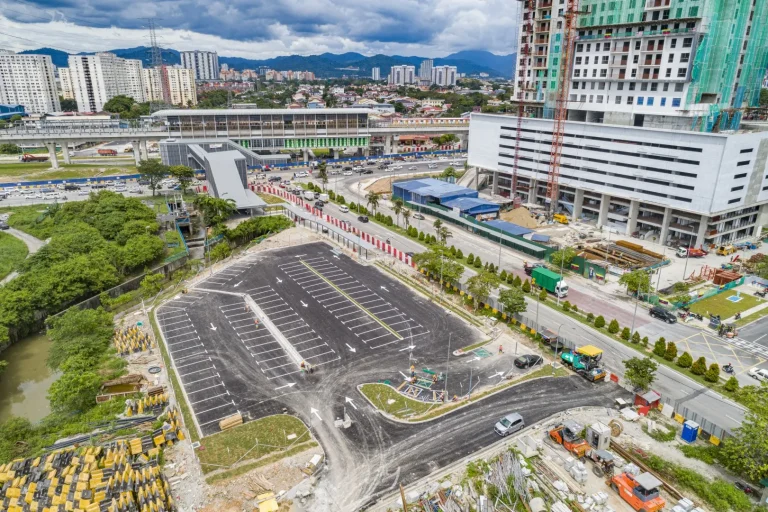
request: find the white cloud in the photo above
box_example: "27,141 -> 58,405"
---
0,0 -> 518,58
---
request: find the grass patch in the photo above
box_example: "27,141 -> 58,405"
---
642,453 -> 751,512
196,415 -> 311,474
205,441 -> 318,484
678,444 -> 721,465
0,162 -> 136,179
2,205 -> 54,239
257,193 -> 287,205
0,231 -> 28,279
458,339 -> 492,353
642,423 -> 677,442
150,312 -> 199,443
688,292 -> 764,319
360,384 -> 438,419
734,306 -> 768,327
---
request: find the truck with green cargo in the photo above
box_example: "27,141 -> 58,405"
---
531,267 -> 569,298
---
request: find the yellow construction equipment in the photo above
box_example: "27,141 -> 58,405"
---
553,213 -> 569,225
717,245 -> 736,256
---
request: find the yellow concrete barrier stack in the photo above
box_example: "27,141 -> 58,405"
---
114,326 -> 153,356
0,408 -> 186,511
124,393 -> 170,417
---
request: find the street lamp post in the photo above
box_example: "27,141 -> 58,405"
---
655,245 -> 667,291
682,235 -> 693,280
557,244 -> 566,307
444,332 -> 452,401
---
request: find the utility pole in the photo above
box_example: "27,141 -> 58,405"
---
399,483 -> 408,512
444,332 -> 452,401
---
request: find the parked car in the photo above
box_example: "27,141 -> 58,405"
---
339,205 -> 349,213
358,215 -> 369,223
0,221 -> 8,230
343,171 -> 353,176
524,262 -> 545,276
428,163 -> 437,169
649,305 -> 677,324
408,166 -> 417,170
63,184 -> 80,191
268,175 -> 282,182
494,412 -> 525,437
748,368 -> 768,381
514,354 -> 543,369
362,169 -> 373,174
413,213 -> 425,220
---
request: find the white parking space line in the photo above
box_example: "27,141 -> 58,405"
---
176,358 -> 213,370
198,402 -> 237,419
266,370 -> 302,380
336,310 -> 364,318
184,374 -> 219,386
282,325 -> 312,334
258,353 -> 293,363
348,320 -> 377,329
328,305 -> 356,313
164,326 -> 196,335
252,346 -> 287,356
246,342 -> 279,350
174,351 -> 210,362
179,367 -> 216,378
158,313 -> 188,321
356,326 -> 386,335
224,312 -> 254,319
162,319 -> 194,328
292,337 -> 323,346
168,337 -> 202,346
299,343 -> 329,352
304,350 -> 337,361
174,344 -> 205,353
187,383 -> 225,395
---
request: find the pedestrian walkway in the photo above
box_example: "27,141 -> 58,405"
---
724,301 -> 768,323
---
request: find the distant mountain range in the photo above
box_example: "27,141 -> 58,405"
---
21,47 -> 515,78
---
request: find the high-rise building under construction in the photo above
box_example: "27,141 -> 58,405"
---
515,0 -> 768,131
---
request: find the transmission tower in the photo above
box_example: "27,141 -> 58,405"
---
147,19 -> 171,113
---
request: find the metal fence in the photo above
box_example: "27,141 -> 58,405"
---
671,276 -> 746,308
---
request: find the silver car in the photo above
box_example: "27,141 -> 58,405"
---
494,412 -> 525,436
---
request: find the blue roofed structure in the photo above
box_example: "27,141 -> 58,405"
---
0,104 -> 25,120
441,197 -> 500,217
484,219 -> 532,237
392,178 -> 479,204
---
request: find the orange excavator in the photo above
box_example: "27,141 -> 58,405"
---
609,472 -> 666,512
548,420 -> 590,458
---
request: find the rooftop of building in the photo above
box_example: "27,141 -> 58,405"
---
394,178 -> 477,200
152,108 -> 371,117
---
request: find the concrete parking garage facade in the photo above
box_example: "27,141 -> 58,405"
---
468,113 -> 768,248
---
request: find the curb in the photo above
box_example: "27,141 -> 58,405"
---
356,372 -> 565,425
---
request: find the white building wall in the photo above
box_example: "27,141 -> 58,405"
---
166,68 -> 197,106
388,65 -> 416,85
431,65 -> 457,86
121,59 -> 146,103
0,51 -> 60,113
59,67 -> 74,100
180,51 -> 218,80
468,113 -> 768,217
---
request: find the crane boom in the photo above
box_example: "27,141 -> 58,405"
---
547,0 -> 581,216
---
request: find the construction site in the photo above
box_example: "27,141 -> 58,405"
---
372,403 -> 752,512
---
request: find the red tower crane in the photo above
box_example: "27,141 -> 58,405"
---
512,0 -> 537,203
546,0 -> 584,217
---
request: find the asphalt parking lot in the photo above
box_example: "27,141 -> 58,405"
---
157,242 -> 484,435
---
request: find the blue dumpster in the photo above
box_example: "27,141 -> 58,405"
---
681,420 -> 699,443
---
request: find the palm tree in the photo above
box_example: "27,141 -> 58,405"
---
402,208 -> 411,229
194,195 -> 237,227
366,191 -> 380,215
433,218 -> 443,236
392,197 -> 404,226
438,226 -> 452,245
317,161 -> 329,191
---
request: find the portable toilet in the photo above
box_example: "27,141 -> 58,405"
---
681,420 -> 699,443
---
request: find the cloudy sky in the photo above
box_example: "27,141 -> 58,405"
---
0,0 -> 519,58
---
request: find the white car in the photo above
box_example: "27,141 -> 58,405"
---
339,205 -> 349,213
343,170 -> 353,176
428,164 -> 437,169
748,368 -> 768,381
408,166 -> 417,170
129,187 -> 142,194
384,167 -> 394,172
78,189 -> 90,196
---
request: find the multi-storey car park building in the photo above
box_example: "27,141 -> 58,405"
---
468,113 -> 768,248
515,0 -> 768,131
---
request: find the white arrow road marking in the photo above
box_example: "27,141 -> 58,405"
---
345,343 -> 357,353
489,371 -> 505,379
301,300 -> 308,307
233,281 -> 243,288
276,277 -> 283,283
209,323 -> 217,331
380,286 -> 389,292
311,408 -> 322,421
275,382 -> 296,391
345,397 -> 358,410
399,345 -> 415,352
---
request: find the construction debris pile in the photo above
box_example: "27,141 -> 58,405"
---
125,392 -> 170,417
114,326 -> 153,356
582,240 -> 665,270
0,408 -> 185,512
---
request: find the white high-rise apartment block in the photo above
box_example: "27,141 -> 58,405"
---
0,51 -> 60,113
419,59 -> 433,80
431,65 -> 457,87
180,51 -> 219,81
59,67 -> 74,100
67,53 -> 147,112
388,65 -> 416,86
371,67 -> 380,81
143,67 -> 198,106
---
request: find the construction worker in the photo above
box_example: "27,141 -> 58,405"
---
300,361 -> 306,373
410,365 -> 415,378
499,344 -> 504,355
432,374 -> 438,385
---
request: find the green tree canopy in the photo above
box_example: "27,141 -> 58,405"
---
550,246 -> 577,268
169,165 -> 195,193
140,272 -> 165,298
623,356 -> 658,391
619,269 -> 652,294
48,371 -> 103,413
47,307 -> 114,371
498,287 -> 527,315
466,270 -> 501,310
0,143 -> 19,155
194,195 -> 237,227
137,159 -> 169,196
59,96 -> 77,112
412,246 -> 465,284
